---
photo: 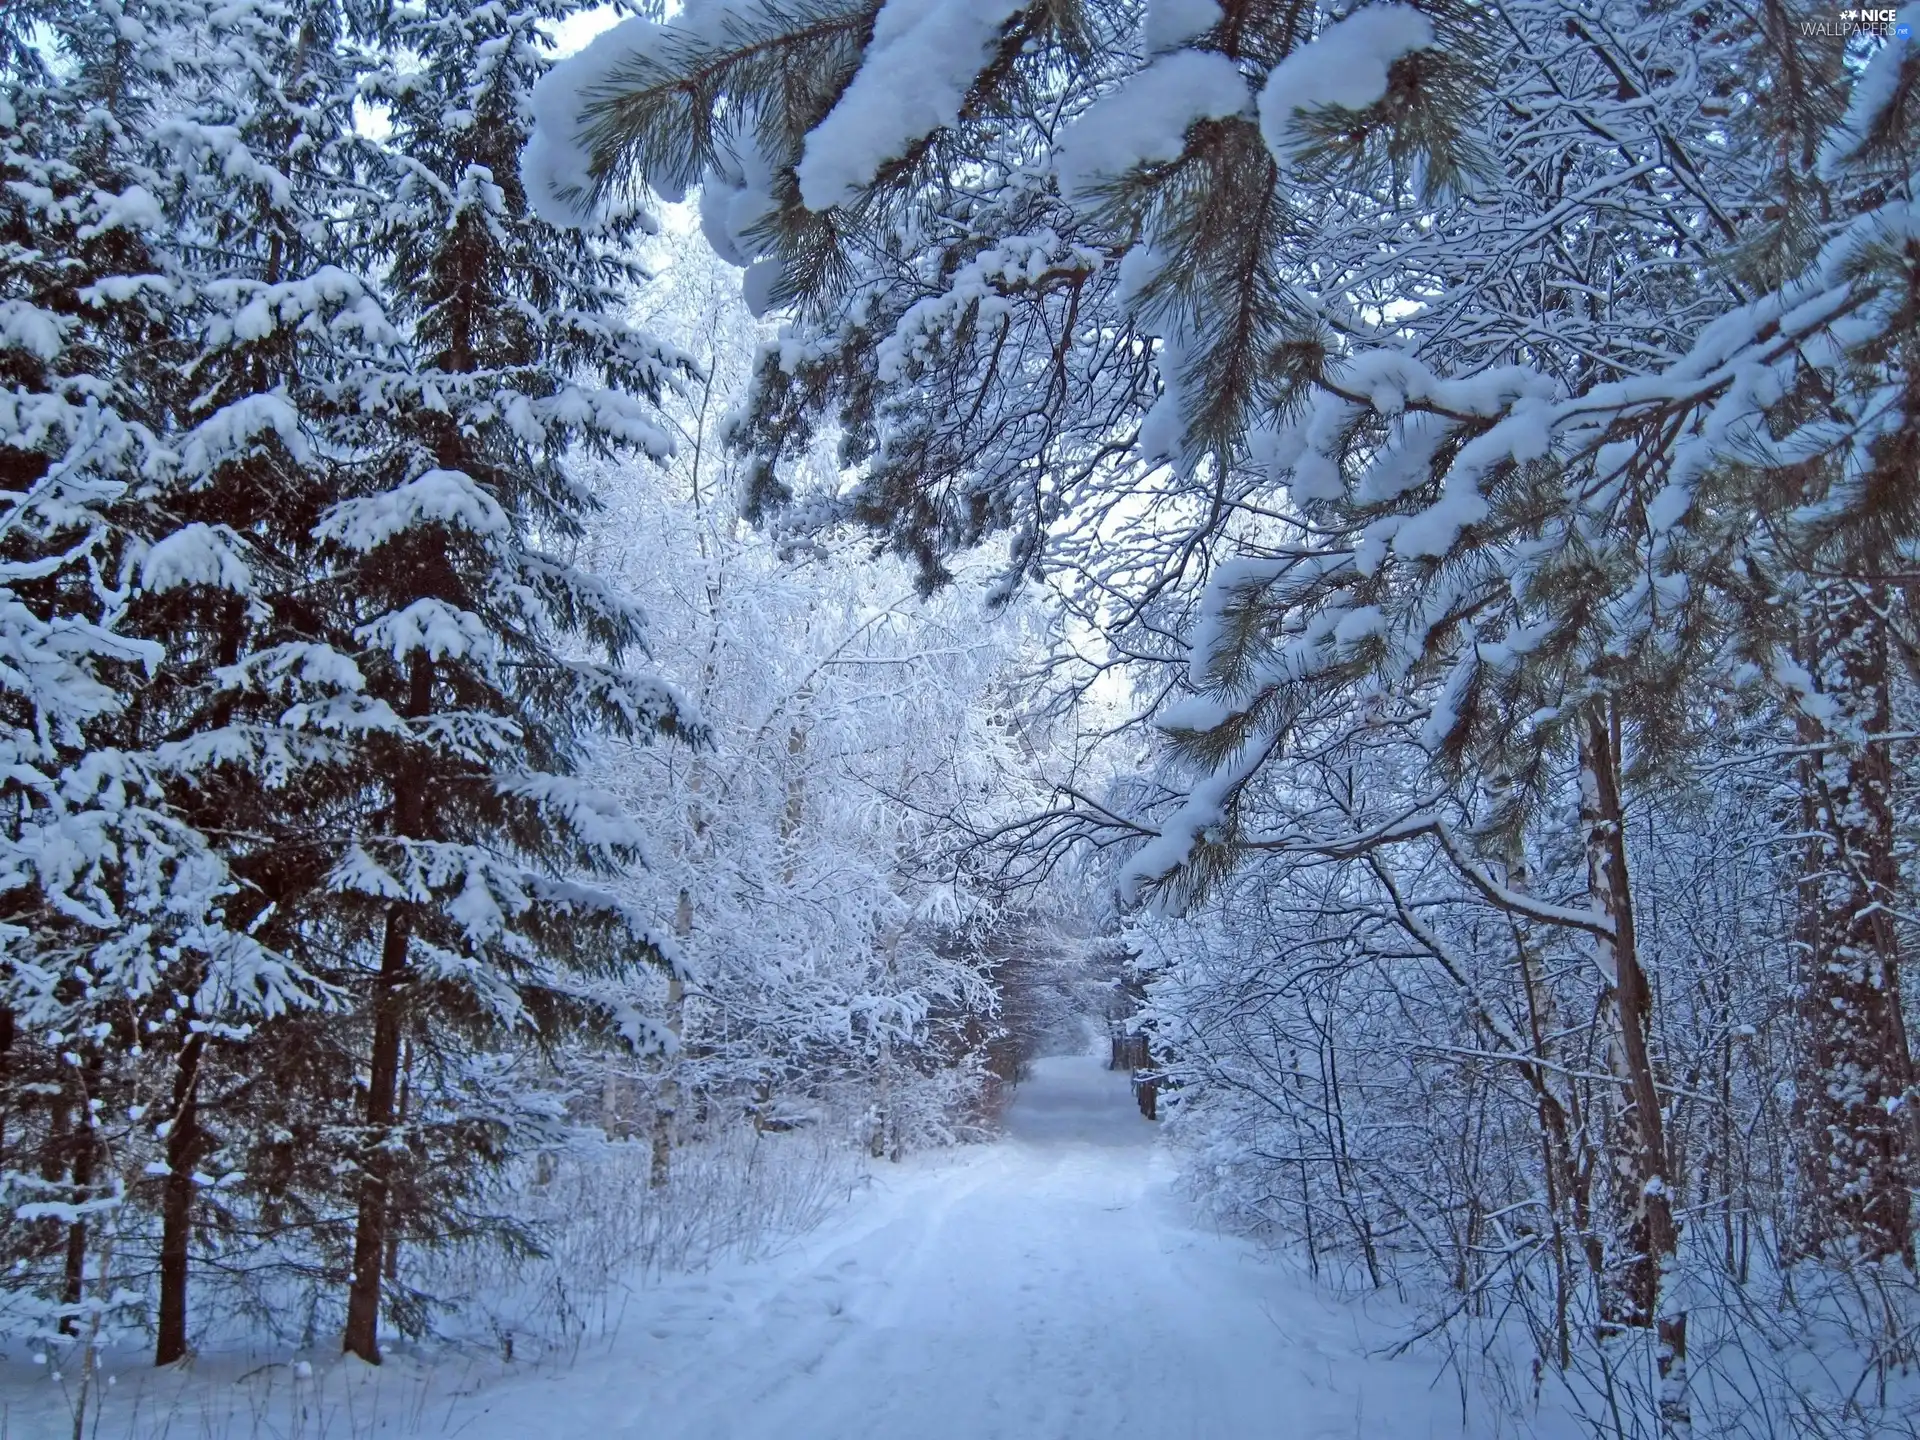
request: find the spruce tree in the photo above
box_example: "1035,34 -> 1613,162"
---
0,0 -> 324,1359
325,0 -> 695,1361
109,0 -> 388,1363
0,0 -> 178,1344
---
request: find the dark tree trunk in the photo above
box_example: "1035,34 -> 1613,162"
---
60,1098 -> 96,1335
155,588 -> 249,1367
0,1006 -> 13,1165
385,1033 -> 412,1284
342,908 -> 410,1364
155,1033 -> 207,1365
343,658 -> 431,1364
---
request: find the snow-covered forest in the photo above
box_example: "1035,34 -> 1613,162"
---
2,0 -> 1917,1436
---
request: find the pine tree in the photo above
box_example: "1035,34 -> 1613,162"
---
0,0 -> 178,1344
522,0 -> 1141,591
1727,19 -> 1919,1265
322,0 -> 696,1361
1,0 -> 699,1363
108,0 -> 390,1363
0,0 -> 324,1363
523,0 -> 1493,590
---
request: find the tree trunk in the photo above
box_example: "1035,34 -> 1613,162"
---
1793,582 -> 1915,1264
344,659 -> 432,1363
0,1007 -> 13,1162
1498,783 -> 1605,1341
871,1034 -> 895,1160
155,1032 -> 207,1365
343,908 -> 410,1363
1580,707 -> 1687,1435
649,971 -> 684,1191
650,893 -> 691,1189
59,1054 -> 103,1338
385,1034 -> 412,1284
60,1143 -> 90,1335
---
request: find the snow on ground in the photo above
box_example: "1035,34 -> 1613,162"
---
1,1042 -> 1551,1438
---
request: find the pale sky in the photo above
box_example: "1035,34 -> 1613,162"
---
551,4 -> 624,56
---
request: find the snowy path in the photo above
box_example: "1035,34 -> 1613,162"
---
468,1050 -> 1480,1440
2,1050 -> 1502,1438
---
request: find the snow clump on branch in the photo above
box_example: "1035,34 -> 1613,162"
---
1055,49 -> 1251,194
1257,5 -> 1434,172
796,0 -> 1029,211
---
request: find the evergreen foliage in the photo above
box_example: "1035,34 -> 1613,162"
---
0,0 -> 704,1370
